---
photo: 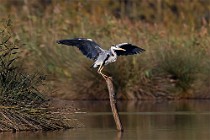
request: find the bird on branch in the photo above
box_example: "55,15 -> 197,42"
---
57,38 -> 145,78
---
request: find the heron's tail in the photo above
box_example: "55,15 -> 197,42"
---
90,64 -> 94,68
90,63 -> 98,68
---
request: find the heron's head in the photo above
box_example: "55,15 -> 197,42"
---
111,45 -> 126,51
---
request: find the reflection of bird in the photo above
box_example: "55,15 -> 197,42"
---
57,38 -> 145,78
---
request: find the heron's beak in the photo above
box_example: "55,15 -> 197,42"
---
116,48 -> 126,51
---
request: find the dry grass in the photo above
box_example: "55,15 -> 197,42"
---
0,106 -> 74,132
1,1 -> 210,99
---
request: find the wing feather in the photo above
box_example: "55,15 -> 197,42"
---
115,43 -> 145,56
57,38 -> 104,60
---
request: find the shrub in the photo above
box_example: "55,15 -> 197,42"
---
0,19 -> 46,105
156,36 -> 205,92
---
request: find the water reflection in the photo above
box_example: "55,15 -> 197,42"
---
1,100 -> 210,140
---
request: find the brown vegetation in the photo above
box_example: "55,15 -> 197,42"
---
0,106 -> 73,132
0,0 -> 210,100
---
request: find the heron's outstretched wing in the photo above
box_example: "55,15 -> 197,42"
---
57,38 -> 104,60
115,43 -> 145,56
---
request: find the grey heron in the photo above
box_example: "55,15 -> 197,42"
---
57,38 -> 145,78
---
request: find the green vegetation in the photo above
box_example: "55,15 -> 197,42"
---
0,19 -> 46,105
0,0 -> 210,99
0,19 -> 77,132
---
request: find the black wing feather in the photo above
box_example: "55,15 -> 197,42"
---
57,38 -> 104,60
115,43 -> 145,56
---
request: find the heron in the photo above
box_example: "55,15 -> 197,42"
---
57,38 -> 145,78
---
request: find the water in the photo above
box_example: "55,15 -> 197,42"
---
1,100 -> 210,140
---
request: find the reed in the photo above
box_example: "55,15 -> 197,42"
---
0,19 -> 78,132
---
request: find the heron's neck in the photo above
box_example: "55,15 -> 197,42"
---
110,47 -> 117,57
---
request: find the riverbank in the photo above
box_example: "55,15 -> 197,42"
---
1,1 -> 208,100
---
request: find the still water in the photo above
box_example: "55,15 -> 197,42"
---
1,100 -> 210,140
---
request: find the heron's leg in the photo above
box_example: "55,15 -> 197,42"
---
97,65 -> 108,78
97,65 -> 102,75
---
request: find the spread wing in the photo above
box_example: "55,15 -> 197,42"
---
115,43 -> 145,56
57,38 -> 104,60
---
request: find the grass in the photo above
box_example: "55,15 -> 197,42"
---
1,1 -> 210,99
0,19 -> 46,106
0,19 -> 79,132
155,36 -> 206,92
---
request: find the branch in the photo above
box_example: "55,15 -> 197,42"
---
103,76 -> 123,132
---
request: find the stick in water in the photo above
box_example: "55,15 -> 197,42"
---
104,76 -> 123,132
